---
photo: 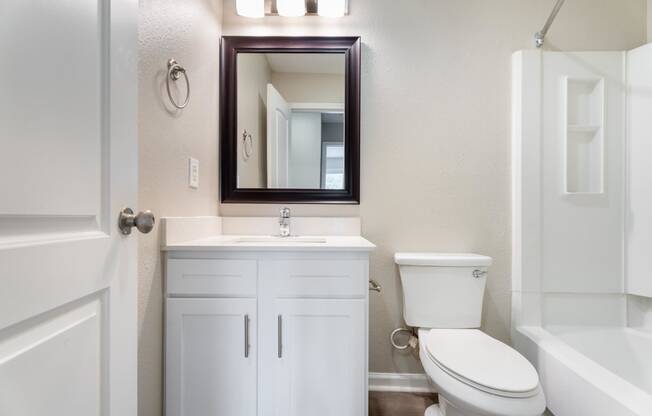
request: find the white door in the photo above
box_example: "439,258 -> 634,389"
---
166,299 -> 257,416
266,84 -> 290,188
270,299 -> 366,416
0,1 -> 138,416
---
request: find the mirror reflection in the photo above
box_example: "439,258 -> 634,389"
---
236,53 -> 345,189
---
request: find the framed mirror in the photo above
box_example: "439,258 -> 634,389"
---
220,36 -> 361,203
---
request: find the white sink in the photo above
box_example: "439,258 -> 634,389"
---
229,236 -> 327,244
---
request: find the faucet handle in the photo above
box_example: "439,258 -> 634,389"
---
280,207 -> 291,218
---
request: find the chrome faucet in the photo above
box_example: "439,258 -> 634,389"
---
279,207 -> 291,237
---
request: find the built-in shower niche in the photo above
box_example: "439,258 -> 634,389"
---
564,77 -> 604,194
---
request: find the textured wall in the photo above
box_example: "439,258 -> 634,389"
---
237,53 -> 272,188
220,0 -> 647,375
138,1 -> 222,415
649,0 -> 652,41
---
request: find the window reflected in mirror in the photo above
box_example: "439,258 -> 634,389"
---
236,53 -> 345,190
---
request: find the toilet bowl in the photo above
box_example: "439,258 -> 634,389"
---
395,253 -> 546,416
418,328 -> 545,416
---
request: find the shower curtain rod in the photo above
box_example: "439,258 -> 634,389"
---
535,0 -> 566,48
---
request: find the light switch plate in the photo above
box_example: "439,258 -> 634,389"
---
188,157 -> 199,189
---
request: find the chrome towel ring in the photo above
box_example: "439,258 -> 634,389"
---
166,58 -> 190,109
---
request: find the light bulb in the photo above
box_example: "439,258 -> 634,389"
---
277,0 -> 306,17
236,0 -> 264,18
318,0 -> 346,17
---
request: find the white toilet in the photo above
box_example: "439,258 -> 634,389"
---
395,253 -> 546,416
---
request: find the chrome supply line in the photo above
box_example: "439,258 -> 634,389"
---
535,0 -> 566,48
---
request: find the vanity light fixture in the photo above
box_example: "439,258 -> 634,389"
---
277,0 -> 306,16
236,0 -> 264,18
236,0 -> 348,17
318,0 -> 346,17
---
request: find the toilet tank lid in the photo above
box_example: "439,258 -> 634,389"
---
394,253 -> 492,267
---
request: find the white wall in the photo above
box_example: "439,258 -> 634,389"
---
237,54 -> 272,188
138,1 -> 222,415
221,0 -> 647,376
289,112 -> 322,188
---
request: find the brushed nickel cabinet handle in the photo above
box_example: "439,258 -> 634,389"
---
277,314 -> 283,358
244,314 -> 250,358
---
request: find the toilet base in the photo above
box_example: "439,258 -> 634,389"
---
425,396 -> 482,416
425,404 -> 443,416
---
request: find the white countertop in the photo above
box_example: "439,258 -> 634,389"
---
163,235 -> 376,252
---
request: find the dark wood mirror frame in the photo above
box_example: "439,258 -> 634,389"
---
220,36 -> 361,204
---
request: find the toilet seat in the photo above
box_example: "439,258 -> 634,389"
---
424,329 -> 540,398
418,329 -> 546,416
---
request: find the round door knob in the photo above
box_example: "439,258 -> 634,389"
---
118,208 -> 156,235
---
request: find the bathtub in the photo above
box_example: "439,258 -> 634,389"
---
513,326 -> 652,416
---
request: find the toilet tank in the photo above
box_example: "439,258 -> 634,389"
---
394,253 -> 492,328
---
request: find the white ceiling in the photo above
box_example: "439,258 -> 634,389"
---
264,53 -> 345,75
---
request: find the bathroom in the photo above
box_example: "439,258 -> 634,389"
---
1,1 -> 651,415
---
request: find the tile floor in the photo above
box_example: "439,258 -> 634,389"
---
369,391 -> 437,416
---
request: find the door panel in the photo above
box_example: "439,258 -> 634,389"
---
0,0 -> 104,217
0,0 -> 137,415
271,299 -> 366,416
166,298 -> 257,416
0,298 -> 104,416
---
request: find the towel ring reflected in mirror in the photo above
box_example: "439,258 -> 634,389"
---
166,58 -> 190,109
242,130 -> 253,161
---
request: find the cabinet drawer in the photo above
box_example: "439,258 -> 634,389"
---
167,259 -> 257,296
262,260 -> 367,297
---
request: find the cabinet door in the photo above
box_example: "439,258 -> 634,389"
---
166,298 -> 256,416
265,299 -> 366,416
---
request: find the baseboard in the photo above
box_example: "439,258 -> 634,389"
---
369,372 -> 435,393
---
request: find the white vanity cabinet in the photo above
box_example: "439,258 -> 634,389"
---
264,298 -> 366,416
166,298 -> 257,416
164,247 -> 372,416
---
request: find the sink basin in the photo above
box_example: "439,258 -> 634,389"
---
229,236 -> 327,244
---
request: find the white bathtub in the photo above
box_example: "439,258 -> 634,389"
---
513,326 -> 652,416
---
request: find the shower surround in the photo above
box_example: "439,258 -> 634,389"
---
512,44 -> 652,416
